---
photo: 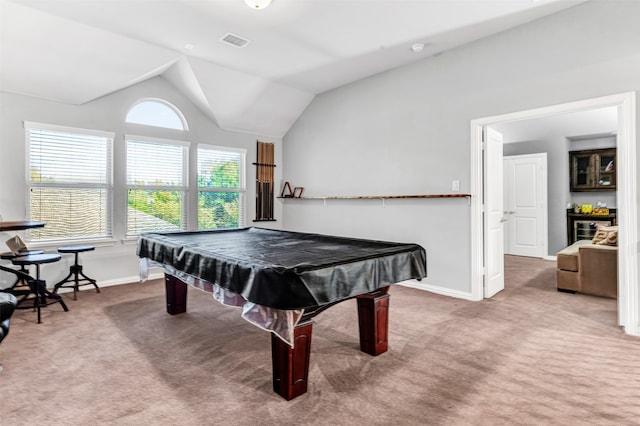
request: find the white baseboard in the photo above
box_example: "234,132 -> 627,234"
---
99,272 -> 165,288
68,274 -> 480,303
399,280 -> 479,301
56,272 -> 165,295
544,255 -> 557,261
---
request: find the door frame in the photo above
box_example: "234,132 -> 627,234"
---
470,92 -> 638,336
503,153 -> 548,259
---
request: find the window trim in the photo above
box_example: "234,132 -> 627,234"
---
197,144 -> 247,228
24,121 -> 115,140
24,121 -> 115,243
125,134 -> 190,236
125,98 -> 189,131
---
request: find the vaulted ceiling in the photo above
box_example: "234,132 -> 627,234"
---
0,0 -> 586,138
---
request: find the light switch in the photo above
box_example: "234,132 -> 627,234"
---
452,180 -> 460,191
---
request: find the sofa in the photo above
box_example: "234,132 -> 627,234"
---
556,226 -> 618,298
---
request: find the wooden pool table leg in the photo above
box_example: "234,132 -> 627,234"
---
356,286 -> 390,356
165,274 -> 188,315
271,320 -> 313,400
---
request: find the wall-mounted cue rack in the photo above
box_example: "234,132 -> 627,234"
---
253,141 -> 276,221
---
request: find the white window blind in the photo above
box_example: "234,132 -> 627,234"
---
126,136 -> 188,235
197,145 -> 246,229
26,122 -> 113,242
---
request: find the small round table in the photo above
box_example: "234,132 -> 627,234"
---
0,221 -> 46,232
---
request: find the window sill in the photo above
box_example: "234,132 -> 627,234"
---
26,238 -> 118,250
121,237 -> 140,245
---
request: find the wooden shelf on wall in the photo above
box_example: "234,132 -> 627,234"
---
278,193 -> 472,208
278,194 -> 471,200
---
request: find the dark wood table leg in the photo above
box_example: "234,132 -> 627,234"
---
271,320 -> 313,400
356,286 -> 390,356
165,274 -> 188,315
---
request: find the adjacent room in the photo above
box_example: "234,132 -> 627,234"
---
493,105 -> 620,329
1,0 -> 639,424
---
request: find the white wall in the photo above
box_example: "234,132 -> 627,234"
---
282,0 -> 640,296
0,77 -> 283,289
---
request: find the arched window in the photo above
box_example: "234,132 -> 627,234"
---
126,99 -> 188,131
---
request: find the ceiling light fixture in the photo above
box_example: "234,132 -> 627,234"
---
244,0 -> 271,10
184,43 -> 195,50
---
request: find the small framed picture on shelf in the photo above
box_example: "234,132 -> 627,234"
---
581,204 -> 593,214
280,182 -> 294,198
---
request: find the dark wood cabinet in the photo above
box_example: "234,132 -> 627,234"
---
569,148 -> 616,192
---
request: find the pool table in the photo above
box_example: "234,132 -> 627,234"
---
137,227 -> 426,400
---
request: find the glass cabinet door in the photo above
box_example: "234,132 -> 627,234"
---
596,152 -> 616,189
569,148 -> 616,192
571,153 -> 594,190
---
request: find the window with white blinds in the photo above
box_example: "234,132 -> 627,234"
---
26,122 -> 113,242
126,136 -> 189,235
197,145 -> 246,229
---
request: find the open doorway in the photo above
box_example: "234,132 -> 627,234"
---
470,92 -> 638,336
494,106 -> 618,259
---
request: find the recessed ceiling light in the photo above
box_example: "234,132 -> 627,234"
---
411,43 -> 425,53
184,43 -> 195,50
245,0 -> 271,9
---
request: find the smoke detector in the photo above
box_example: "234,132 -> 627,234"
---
411,43 -> 425,53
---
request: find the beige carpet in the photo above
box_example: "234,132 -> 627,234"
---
1,256 -> 639,425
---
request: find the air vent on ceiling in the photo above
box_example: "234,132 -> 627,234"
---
220,33 -> 250,48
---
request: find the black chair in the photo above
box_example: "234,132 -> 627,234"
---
1,250 -> 45,289
0,292 -> 18,372
53,245 -> 99,300
11,254 -> 69,324
0,263 -> 36,302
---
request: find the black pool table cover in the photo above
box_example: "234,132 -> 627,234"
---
137,227 -> 427,310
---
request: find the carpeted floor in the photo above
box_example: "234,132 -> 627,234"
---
1,255 -> 639,425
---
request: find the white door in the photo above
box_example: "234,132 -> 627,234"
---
484,127 -> 505,298
503,154 -> 548,258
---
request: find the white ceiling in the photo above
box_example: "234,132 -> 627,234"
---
1,0 -> 586,138
492,106 -> 618,144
